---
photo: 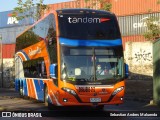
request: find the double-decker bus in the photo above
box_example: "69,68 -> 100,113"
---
15,9 -> 128,109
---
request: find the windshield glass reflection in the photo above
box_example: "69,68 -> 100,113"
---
61,46 -> 124,84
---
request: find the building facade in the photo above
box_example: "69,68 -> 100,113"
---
111,0 -> 160,80
0,10 -> 35,87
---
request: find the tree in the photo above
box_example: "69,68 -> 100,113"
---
143,17 -> 160,41
157,0 -> 160,4
12,0 -> 49,22
143,0 -> 160,41
85,0 -> 112,11
99,0 -> 112,11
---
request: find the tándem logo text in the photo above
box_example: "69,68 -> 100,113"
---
68,17 -> 109,23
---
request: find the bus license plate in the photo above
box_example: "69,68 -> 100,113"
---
90,98 -> 101,102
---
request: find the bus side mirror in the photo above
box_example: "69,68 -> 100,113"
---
49,64 -> 58,79
125,63 -> 129,79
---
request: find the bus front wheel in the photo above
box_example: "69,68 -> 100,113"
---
44,86 -> 49,106
44,86 -> 54,110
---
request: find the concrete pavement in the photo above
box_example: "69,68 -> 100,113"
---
0,87 -> 160,111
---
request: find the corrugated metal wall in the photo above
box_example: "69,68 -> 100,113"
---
0,25 -> 30,44
0,9 -> 36,28
0,9 -> 35,88
43,0 -> 101,16
42,0 -> 160,17
117,12 -> 160,36
2,44 -> 15,58
43,0 -> 160,53
122,35 -> 146,50
110,0 -> 160,16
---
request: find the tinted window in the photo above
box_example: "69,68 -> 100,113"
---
60,46 -> 124,84
58,13 -> 121,40
16,14 -> 56,51
16,13 -> 57,64
23,57 -> 47,78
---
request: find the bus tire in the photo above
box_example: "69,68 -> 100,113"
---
44,85 -> 49,106
44,86 -> 58,110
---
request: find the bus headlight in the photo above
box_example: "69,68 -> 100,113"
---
62,87 -> 77,96
112,86 -> 124,96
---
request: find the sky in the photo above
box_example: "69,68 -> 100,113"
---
0,0 -> 72,12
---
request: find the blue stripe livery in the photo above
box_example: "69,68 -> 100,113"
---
15,78 -> 44,101
59,37 -> 122,47
34,80 -> 44,101
23,79 -> 28,96
20,50 -> 30,60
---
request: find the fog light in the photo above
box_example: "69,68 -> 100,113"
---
120,97 -> 123,101
63,98 -> 68,102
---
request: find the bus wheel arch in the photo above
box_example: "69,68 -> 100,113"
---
44,84 -> 48,106
44,84 -> 58,110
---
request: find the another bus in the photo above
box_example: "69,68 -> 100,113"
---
15,9 -> 128,109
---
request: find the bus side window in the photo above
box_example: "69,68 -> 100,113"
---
46,14 -> 57,65
23,58 -> 47,78
41,61 -> 47,78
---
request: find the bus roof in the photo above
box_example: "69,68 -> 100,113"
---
16,9 -> 115,39
56,8 -> 114,15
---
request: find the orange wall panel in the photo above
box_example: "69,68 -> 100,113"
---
122,35 -> 146,50
2,44 -> 15,58
43,0 -> 101,17
110,0 -> 160,16
43,0 -> 160,16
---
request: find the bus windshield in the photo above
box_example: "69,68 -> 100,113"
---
58,13 -> 121,40
61,46 -> 124,85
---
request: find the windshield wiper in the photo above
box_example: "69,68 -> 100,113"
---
75,78 -> 89,82
88,75 -> 97,81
